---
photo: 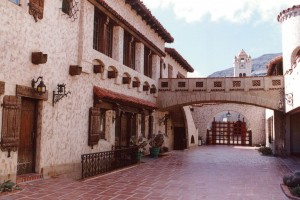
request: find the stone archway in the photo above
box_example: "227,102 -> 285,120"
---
191,103 -> 266,146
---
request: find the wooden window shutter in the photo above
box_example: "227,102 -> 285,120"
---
0,96 -> 21,157
28,0 -> 44,22
88,107 -> 101,148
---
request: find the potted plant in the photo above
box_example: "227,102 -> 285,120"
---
148,132 -> 165,158
130,135 -> 147,161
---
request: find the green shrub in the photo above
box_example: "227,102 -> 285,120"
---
291,185 -> 300,197
0,180 -> 15,193
258,146 -> 273,155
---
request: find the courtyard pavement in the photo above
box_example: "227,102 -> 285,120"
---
0,146 -> 294,200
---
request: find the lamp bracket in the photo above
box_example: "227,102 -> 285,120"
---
53,84 -> 71,106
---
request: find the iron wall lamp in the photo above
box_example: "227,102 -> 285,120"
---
159,114 -> 170,125
286,93 -> 293,106
53,84 -> 71,106
32,76 -> 47,95
278,92 -> 293,110
226,111 -> 231,118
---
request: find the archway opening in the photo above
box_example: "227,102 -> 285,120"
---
206,110 -> 252,146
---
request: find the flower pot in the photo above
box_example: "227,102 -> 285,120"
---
150,147 -> 160,158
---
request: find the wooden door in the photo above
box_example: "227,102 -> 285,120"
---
17,98 -> 37,175
174,127 -> 186,150
120,113 -> 129,146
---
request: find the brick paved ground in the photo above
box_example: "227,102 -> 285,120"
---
0,146 -> 293,200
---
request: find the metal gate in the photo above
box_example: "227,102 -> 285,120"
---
207,119 -> 252,146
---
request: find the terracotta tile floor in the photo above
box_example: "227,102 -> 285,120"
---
1,146 -> 293,200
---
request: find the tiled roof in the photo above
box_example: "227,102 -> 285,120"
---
124,0 -> 174,43
277,5 -> 300,21
165,48 -> 194,72
266,55 -> 282,75
95,0 -> 166,56
93,86 -> 157,109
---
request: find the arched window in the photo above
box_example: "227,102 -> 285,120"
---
239,73 -> 242,77
243,73 -> 246,77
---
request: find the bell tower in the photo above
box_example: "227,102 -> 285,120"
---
234,49 -> 252,77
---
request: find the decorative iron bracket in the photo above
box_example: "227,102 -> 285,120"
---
53,84 -> 71,106
286,93 -> 293,106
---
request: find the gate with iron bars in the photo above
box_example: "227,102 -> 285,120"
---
207,118 -> 252,146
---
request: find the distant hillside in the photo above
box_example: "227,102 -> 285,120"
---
208,53 -> 282,77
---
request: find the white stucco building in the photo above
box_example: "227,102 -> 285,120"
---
0,0 -> 194,183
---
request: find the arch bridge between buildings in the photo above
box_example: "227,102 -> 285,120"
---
157,76 -> 284,111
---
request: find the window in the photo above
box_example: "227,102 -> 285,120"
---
62,0 -> 72,15
123,31 -> 135,69
243,73 -> 246,77
239,73 -> 242,77
93,8 -> 113,57
9,0 -> 20,5
100,110 -> 106,140
144,47 -> 152,77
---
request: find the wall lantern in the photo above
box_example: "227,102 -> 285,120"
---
285,93 -> 293,106
278,100 -> 284,110
53,84 -> 71,106
279,92 -> 293,110
226,111 -> 231,118
159,114 -> 170,125
31,76 -> 47,95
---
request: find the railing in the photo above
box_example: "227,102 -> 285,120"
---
81,146 -> 138,179
158,76 -> 284,92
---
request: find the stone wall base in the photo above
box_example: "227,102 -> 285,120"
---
42,162 -> 81,180
0,173 -> 17,184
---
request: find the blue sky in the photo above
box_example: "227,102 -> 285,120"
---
142,0 -> 299,77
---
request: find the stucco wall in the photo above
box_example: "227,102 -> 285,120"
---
183,106 -> 198,147
191,103 -> 266,146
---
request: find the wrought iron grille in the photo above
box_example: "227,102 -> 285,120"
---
178,82 -> 186,88
214,81 -> 222,87
233,81 -> 241,87
196,82 -> 203,87
272,79 -> 281,86
252,80 -> 261,87
81,146 -> 138,179
161,82 -> 168,88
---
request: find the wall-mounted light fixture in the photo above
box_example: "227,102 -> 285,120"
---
159,114 -> 170,125
53,84 -> 71,106
286,93 -> 293,106
279,92 -> 294,110
226,111 -> 231,118
278,100 -> 284,110
31,76 -> 47,95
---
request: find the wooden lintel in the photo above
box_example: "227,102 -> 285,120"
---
16,85 -> 48,101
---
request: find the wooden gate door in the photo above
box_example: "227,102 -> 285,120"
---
174,127 -> 186,150
207,119 -> 251,146
17,98 -> 37,175
120,113 -> 129,146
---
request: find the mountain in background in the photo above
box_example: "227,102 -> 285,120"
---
207,53 -> 282,77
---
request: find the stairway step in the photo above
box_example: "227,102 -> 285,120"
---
16,173 -> 43,184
